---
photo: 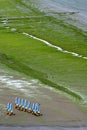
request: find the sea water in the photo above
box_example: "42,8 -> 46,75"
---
34,0 -> 87,31
52,0 -> 87,14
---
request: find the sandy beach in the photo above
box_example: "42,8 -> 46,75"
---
0,76 -> 87,127
0,126 -> 87,130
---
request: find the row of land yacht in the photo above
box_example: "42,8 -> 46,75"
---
6,97 -> 42,116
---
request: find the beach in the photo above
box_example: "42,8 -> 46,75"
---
0,126 -> 87,130
0,0 -> 87,129
0,69 -> 87,127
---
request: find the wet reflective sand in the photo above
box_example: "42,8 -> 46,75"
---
0,126 -> 87,130
0,72 -> 87,127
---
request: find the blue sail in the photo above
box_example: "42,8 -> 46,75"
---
21,98 -> 25,107
23,99 -> 26,108
8,103 -> 13,112
15,97 -> 18,105
26,101 -> 31,109
35,103 -> 40,112
32,103 -> 35,111
18,98 -> 21,106
7,102 -> 10,111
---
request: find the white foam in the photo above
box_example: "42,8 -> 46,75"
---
23,32 -> 87,60
0,76 -> 39,89
11,28 -> 17,31
0,75 -> 45,97
0,74 -> 56,100
2,19 -> 8,25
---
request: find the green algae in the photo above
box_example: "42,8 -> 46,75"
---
0,0 -> 87,106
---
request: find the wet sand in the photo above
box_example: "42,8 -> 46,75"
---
0,69 -> 87,127
0,126 -> 87,130
0,86 -> 87,127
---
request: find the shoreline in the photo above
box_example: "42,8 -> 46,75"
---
0,84 -> 87,127
0,0 -> 87,128
0,68 -> 87,127
30,0 -> 87,32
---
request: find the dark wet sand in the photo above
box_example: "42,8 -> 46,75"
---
0,126 -> 87,130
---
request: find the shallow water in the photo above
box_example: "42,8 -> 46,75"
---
30,0 -> 87,31
52,0 -> 87,14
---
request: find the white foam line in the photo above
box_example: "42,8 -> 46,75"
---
23,32 -> 87,60
0,76 -> 39,89
0,75 -> 53,99
0,75 -> 43,97
11,28 -> 17,31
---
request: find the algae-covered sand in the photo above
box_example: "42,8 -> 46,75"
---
0,0 -> 87,127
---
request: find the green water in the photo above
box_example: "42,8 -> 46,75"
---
0,0 -> 87,109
